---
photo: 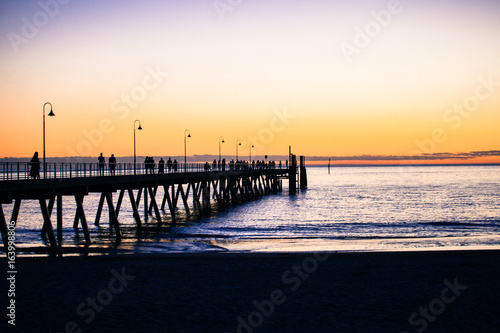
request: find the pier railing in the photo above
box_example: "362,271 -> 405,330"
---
0,161 -> 285,181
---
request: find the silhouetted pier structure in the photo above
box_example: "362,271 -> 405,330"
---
0,158 -> 306,253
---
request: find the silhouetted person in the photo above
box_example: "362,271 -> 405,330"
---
144,156 -> 155,174
98,153 -> 105,175
29,152 -> 40,179
150,156 -> 155,174
158,158 -> 165,174
167,157 -> 173,172
144,156 -> 149,174
108,154 -> 116,175
212,159 -> 217,170
173,159 -> 178,172
222,158 -> 226,171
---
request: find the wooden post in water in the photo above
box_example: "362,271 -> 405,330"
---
328,158 -> 331,174
299,156 -> 307,190
289,153 -> 297,195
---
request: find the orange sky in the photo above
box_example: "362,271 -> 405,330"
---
1,0 -> 499,164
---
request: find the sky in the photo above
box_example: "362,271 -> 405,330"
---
1,0 -> 499,164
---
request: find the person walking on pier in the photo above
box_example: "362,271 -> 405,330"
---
29,151 -> 40,179
98,153 -> 105,176
173,159 -> 178,172
167,157 -> 173,172
150,156 -> 155,173
145,156 -> 155,174
158,158 -> 165,174
108,154 -> 117,175
144,156 -> 150,173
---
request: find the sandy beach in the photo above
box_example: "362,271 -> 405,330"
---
2,249 -> 499,332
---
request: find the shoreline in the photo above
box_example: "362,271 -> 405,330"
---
6,249 -> 500,332
9,234 -> 500,257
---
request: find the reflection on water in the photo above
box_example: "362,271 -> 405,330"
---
5,165 -> 500,255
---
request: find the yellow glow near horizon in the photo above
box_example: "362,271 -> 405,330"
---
0,0 -> 499,163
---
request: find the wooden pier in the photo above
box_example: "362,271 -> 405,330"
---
0,158 -> 306,253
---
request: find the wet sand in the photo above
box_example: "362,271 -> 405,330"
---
5,250 -> 500,332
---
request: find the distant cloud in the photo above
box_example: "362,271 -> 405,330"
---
307,150 -> 500,162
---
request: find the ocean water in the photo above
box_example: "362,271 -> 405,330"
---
6,165 -> 500,254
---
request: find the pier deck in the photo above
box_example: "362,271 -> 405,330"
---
0,162 -> 296,253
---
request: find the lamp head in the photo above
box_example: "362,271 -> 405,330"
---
187,133 -> 191,138
137,125 -> 142,130
48,110 -> 55,117
222,140 -> 225,143
238,142 -> 241,146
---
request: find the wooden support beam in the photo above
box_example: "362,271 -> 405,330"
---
48,196 -> 55,216
192,182 -> 202,213
272,176 -> 279,194
144,186 -> 148,220
135,187 -> 142,208
179,184 -> 191,218
222,178 -> 229,206
75,195 -> 92,245
161,185 -> 168,211
163,185 -> 175,221
235,179 -> 243,202
172,184 -> 178,209
72,196 -> 84,229
39,199 -> 57,250
0,204 -> 9,251
107,192 -> 113,229
94,193 -> 105,226
128,189 -> 141,228
202,181 -> 211,214
148,186 -> 158,215
211,180 -> 221,207
147,187 -> 162,227
42,196 -> 56,236
105,192 -> 121,240
229,178 -> 237,205
10,199 -> 21,225
218,178 -> 225,209
173,184 -> 180,214
258,175 -> 264,194
115,189 -> 125,217
57,194 -> 63,245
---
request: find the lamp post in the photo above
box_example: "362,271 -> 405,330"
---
236,139 -> 241,161
43,102 -> 55,177
133,120 -> 142,174
184,129 -> 191,171
219,136 -> 225,163
249,143 -> 254,164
